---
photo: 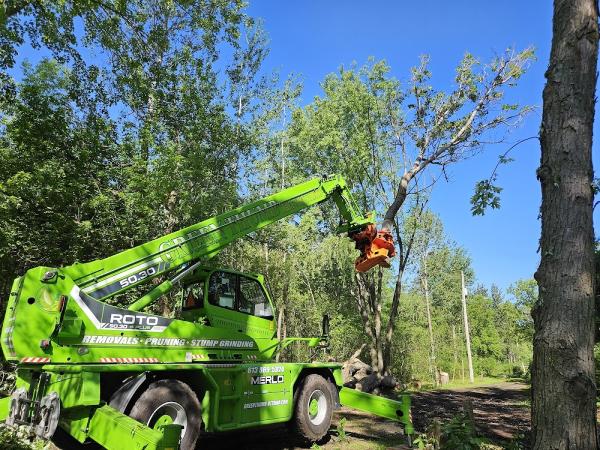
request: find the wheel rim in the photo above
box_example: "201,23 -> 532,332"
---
148,401 -> 188,437
307,390 -> 327,425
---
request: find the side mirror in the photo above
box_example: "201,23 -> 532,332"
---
322,314 -> 330,338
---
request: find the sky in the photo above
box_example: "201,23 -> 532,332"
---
245,0 -> 598,293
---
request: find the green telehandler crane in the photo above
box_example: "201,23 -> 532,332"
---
0,174 -> 411,449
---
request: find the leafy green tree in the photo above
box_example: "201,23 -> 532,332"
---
0,2 -> 282,320
467,294 -> 503,375
409,209 -> 444,382
508,278 -> 537,340
285,50 -> 533,376
1,0 -> 90,99
0,59 -> 120,292
380,49 -> 535,227
417,244 -> 473,379
84,2 -> 253,241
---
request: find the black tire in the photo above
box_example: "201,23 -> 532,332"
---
129,379 -> 201,450
293,374 -> 334,443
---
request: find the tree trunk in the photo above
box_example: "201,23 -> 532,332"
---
382,262 -> 403,375
354,273 -> 380,372
382,218 -> 417,375
373,269 -> 384,373
532,1 -> 598,448
276,304 -> 285,363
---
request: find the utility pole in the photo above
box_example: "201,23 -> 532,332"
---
421,258 -> 436,385
461,270 -> 474,383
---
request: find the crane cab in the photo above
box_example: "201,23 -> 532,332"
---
180,268 -> 276,339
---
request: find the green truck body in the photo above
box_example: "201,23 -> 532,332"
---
0,175 -> 412,449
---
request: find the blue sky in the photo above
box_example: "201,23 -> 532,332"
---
246,0 -> 597,293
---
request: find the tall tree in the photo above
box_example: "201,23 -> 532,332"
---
0,60 -> 119,295
0,1 -> 279,318
82,0 -> 251,239
1,0 -> 255,238
287,52 -> 533,375
412,210 -> 444,383
532,0 -> 598,448
508,279 -> 537,341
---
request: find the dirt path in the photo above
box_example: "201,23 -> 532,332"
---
411,381 -> 531,446
199,408 -> 410,449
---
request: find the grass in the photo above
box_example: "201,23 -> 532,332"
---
407,376 -> 508,393
511,398 -> 531,409
317,431 -> 410,450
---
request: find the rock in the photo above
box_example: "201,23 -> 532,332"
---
356,373 -> 380,393
380,375 -> 398,389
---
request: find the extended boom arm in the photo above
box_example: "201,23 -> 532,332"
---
60,175 -> 393,310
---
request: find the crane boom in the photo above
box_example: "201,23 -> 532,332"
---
1,173 -> 395,365
61,175 -> 375,304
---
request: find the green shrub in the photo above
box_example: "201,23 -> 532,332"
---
0,424 -> 42,450
474,357 -> 507,377
440,412 -> 483,450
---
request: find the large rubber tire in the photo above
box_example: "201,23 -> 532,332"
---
293,374 -> 334,443
129,379 -> 201,450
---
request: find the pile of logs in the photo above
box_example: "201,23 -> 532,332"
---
341,345 -> 398,394
341,346 -> 451,392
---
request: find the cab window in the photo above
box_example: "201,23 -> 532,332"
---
182,282 -> 205,310
239,276 -> 273,319
208,272 -> 236,309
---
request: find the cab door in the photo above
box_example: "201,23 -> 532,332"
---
204,271 -> 275,338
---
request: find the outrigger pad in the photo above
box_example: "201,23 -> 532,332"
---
351,224 -> 396,272
35,392 -> 60,440
5,388 -> 61,440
